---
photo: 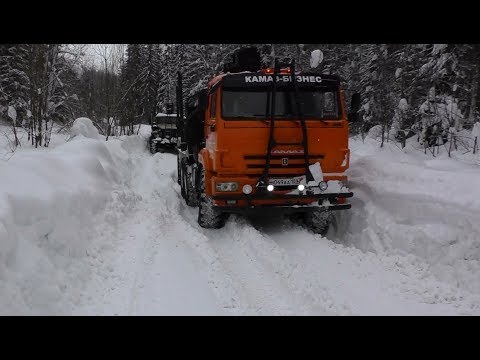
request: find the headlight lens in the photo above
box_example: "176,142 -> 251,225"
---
297,184 -> 305,191
242,184 -> 253,194
318,181 -> 328,191
216,182 -> 239,192
267,184 -> 274,192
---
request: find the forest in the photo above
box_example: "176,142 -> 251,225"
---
1,44 -> 479,149
2,43 -> 480,316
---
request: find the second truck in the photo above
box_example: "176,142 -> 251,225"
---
176,47 -> 359,234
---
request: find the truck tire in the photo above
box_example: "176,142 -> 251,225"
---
180,159 -> 186,199
198,166 -> 228,229
149,138 -> 157,154
303,209 -> 332,236
182,160 -> 198,207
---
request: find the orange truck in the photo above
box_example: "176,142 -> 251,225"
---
177,47 -> 360,234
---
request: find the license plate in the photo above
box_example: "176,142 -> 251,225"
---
269,176 -> 304,186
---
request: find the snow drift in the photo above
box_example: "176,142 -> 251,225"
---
0,118 -> 143,315
339,136 -> 480,296
69,117 -> 102,140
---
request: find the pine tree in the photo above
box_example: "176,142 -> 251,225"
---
0,44 -> 30,125
138,44 -> 161,122
120,44 -> 144,134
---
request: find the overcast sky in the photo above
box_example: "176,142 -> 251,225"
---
82,44 -> 125,70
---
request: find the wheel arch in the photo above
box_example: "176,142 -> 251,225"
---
197,149 -> 215,196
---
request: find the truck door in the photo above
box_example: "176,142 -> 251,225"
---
205,89 -> 218,149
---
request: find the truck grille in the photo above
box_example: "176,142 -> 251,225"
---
244,154 -> 324,170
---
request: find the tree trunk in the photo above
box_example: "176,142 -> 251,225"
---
468,63 -> 479,125
12,122 -> 20,147
381,123 -> 385,148
296,44 -> 302,69
29,118 -> 33,145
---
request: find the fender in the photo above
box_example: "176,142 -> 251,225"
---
198,148 -> 215,196
198,148 -> 212,171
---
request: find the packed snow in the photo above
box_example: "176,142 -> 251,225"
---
69,117 -> 102,140
1,120 -> 480,315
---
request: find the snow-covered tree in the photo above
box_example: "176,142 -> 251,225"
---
137,44 -> 161,122
0,44 -> 30,127
25,44 -> 82,147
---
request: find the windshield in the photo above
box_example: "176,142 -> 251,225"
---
221,88 -> 340,120
154,116 -> 177,128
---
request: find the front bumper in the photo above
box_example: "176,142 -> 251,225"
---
212,191 -> 353,201
212,191 -> 353,214
219,203 -> 351,215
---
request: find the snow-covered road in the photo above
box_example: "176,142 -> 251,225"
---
74,138 -> 480,315
2,121 -> 479,315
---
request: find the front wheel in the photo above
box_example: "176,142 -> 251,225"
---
176,155 -> 182,185
181,160 -> 198,207
149,138 -> 157,154
198,166 -> 229,229
303,209 -> 333,236
179,159 -> 186,199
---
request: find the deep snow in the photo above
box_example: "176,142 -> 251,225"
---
1,120 -> 480,315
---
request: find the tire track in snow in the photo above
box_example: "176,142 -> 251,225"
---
197,220 -> 329,315
76,145 -> 480,315
167,153 -> 480,315
122,152 -> 225,315
158,153 -> 470,315
116,151 -> 340,315
168,172 -> 329,313
75,151 -> 224,315
211,217 -> 352,315
174,186 -> 342,315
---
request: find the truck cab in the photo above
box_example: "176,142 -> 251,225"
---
177,47 -> 359,234
149,112 -> 178,153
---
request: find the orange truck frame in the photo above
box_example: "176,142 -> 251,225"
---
177,47 -> 360,234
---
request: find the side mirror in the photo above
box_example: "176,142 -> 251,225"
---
198,89 -> 208,111
348,93 -> 361,122
350,93 -> 361,113
348,112 -> 359,122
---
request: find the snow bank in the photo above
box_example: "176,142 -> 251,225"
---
341,136 -> 480,295
0,132 -> 145,314
70,117 -> 101,140
366,124 -> 383,140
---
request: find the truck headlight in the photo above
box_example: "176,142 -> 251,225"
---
216,182 -> 239,192
319,181 -> 328,191
242,184 -> 253,194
